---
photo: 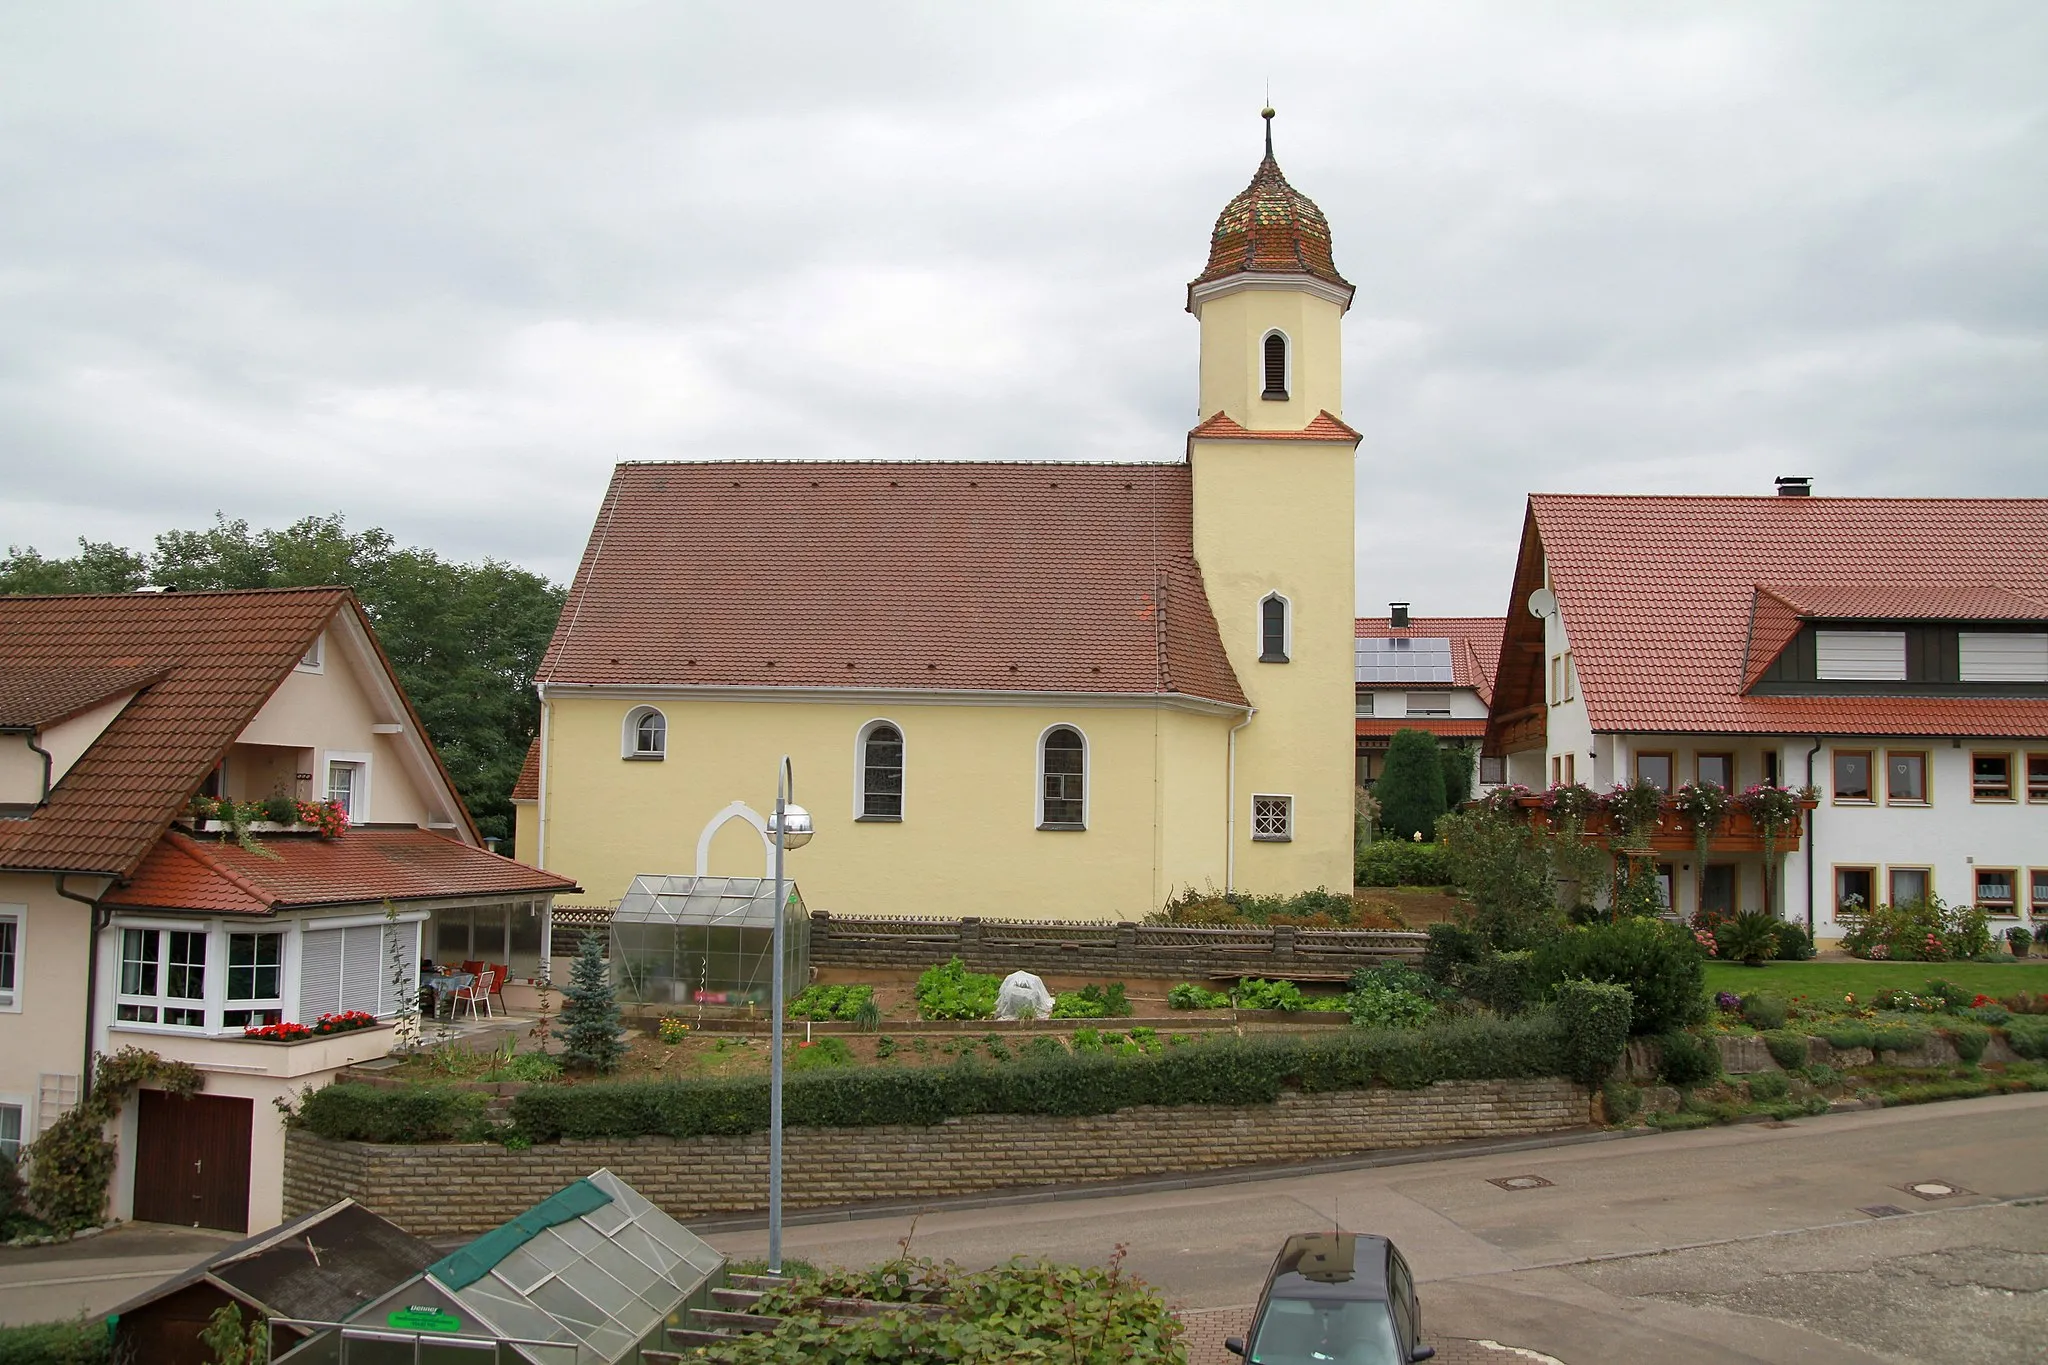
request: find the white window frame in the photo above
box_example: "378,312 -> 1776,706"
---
297,632 -> 325,673
1258,592 -> 1292,664
853,718 -> 905,822
324,751 -> 372,822
1036,724 -> 1089,831
1815,630 -> 1907,682
622,705 -> 667,760
0,906 -> 21,1013
222,929 -> 286,1029
1251,793 -> 1294,842
1259,328 -> 1292,400
0,1095 -> 25,1164
113,923 -> 209,1031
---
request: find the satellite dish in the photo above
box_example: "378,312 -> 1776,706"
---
1526,588 -> 1557,619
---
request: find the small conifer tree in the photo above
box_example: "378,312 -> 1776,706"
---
1377,728 -> 1448,842
559,932 -> 625,1074
1439,742 -> 1476,811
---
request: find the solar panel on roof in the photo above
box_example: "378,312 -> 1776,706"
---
1356,637 -> 1454,684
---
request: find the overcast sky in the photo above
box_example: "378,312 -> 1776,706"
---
3,2 -> 2043,614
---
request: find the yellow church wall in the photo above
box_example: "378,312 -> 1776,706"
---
529,692 -> 1235,921
1190,436 -> 1358,897
1194,287 -> 1346,430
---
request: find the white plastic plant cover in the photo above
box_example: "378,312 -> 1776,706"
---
994,970 -> 1054,1020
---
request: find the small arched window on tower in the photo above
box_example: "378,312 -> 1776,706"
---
1038,726 -> 1088,830
857,721 -> 904,821
1260,593 -> 1290,663
1261,331 -> 1289,401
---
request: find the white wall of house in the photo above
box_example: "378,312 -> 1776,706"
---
0,873 -> 98,1154
1542,605 -> 1598,785
1357,688 -> 1489,721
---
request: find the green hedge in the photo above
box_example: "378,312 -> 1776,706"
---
1555,981 -> 1632,1084
380,1015 -> 1582,1144
1355,840 -> 1450,887
296,1084 -> 489,1143
0,1321 -> 110,1365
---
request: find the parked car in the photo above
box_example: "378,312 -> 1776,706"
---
1226,1232 -> 1434,1363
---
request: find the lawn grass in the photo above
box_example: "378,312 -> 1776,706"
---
1704,958 -> 2048,1001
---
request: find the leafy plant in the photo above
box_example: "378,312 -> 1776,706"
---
1439,743 -> 1477,812
558,932 -> 625,1074
1737,783 -> 1814,883
788,1037 -> 854,1072
24,1048 -> 201,1230
1149,886 -> 1371,927
1599,779 -> 1666,848
0,1319 -> 112,1364
1464,951 -> 1536,1015
1761,1030 -> 1809,1069
657,1016 -> 692,1044
1745,1071 -> 1789,1104
480,1051 -> 562,1084
1530,918 -> 1708,1035
1715,912 -> 1782,967
1421,921 -> 1484,987
1232,978 -> 1308,1012
874,1036 -> 897,1060
1668,782 -> 1731,869
1739,992 -> 1788,1030
199,1302 -> 268,1365
1436,808 -> 1562,949
1052,983 -> 1132,1018
1772,920 -> 1817,961
1345,976 -> 1436,1030
1166,982 -> 1231,1010
915,959 -> 1001,1020
2008,925 -> 2034,957
788,984 -> 876,1022
1355,839 -> 1450,889
852,996 -> 883,1033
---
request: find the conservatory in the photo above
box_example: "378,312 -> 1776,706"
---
608,874 -> 808,1009
272,1169 -> 725,1365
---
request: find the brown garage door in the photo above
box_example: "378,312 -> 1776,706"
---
134,1090 -> 252,1233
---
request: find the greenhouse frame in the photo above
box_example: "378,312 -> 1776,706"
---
608,874 -> 808,1010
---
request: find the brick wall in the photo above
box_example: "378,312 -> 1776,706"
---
285,1077 -> 1587,1236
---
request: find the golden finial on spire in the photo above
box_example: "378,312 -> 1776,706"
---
1261,103 -> 1276,158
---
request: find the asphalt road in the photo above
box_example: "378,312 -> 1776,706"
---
708,1092 -> 2048,1363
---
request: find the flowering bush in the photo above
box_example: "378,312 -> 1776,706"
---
186,795 -> 349,839
1542,782 -> 1601,826
1714,990 -> 1742,1013
244,1021 -> 315,1041
295,799 -> 350,838
1479,784 -> 1535,816
657,1016 -> 691,1044
1694,928 -> 1720,957
1668,782 -> 1731,864
1599,780 -> 1666,846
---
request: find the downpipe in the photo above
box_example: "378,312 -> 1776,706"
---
55,874 -> 113,1099
1225,707 -> 1256,890
1803,737 -> 1822,937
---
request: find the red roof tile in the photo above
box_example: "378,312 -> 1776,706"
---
1757,582 -> 2048,621
538,462 -> 1248,709
0,664 -> 169,729
0,590 -> 350,875
1187,410 -> 1362,445
1355,616 -> 1504,706
1190,121 -> 1351,298
103,827 -> 578,914
511,737 -> 540,802
1356,718 -> 1489,740
1508,496 -> 2048,738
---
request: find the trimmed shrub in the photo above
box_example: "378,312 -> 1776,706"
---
494,1014 -> 1577,1142
1421,922 -> 1483,987
1375,729 -> 1448,843
298,1084 -> 489,1143
1772,921 -> 1817,961
1465,951 -> 1536,1016
1761,1030 -> 1810,1070
1355,840 -> 1450,888
1531,919 -> 1708,1035
1655,1031 -> 1721,1086
1740,993 -> 1789,1031
1555,980 -> 1632,1084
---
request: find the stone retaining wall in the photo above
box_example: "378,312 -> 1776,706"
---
1621,1030 -> 2024,1080
285,1077 -> 1588,1236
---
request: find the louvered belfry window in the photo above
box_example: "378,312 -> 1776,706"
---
1262,333 -> 1288,399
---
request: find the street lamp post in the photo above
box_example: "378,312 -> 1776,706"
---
765,755 -> 811,1276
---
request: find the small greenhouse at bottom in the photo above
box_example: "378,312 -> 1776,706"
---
608,874 -> 808,1010
273,1169 -> 725,1365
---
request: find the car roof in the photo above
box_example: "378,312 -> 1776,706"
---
1264,1233 -> 1393,1301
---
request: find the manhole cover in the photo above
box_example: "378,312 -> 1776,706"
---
1860,1205 -> 1910,1218
1488,1175 -> 1554,1191
1899,1180 -> 1970,1200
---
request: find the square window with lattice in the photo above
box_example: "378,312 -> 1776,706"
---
1252,794 -> 1292,842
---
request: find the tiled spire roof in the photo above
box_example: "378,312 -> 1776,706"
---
1191,109 -> 1351,293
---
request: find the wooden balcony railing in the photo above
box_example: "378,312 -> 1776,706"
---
1503,795 -> 1815,856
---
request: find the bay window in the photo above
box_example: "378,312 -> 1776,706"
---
223,932 -> 284,1028
116,927 -> 206,1027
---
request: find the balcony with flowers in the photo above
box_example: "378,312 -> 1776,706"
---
1480,780 -> 1819,858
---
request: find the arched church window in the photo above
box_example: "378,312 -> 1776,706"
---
1038,726 -> 1087,830
1262,331 -> 1289,400
858,721 -> 904,820
623,705 -> 666,759
1260,594 -> 1290,663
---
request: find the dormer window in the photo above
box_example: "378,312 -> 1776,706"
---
623,705 -> 667,760
1260,593 -> 1290,663
1261,331 -> 1290,400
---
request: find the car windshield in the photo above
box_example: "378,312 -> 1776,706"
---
1248,1296 -> 1403,1364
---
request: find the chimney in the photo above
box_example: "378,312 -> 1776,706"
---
1390,602 -> 1411,629
1775,476 -> 1812,497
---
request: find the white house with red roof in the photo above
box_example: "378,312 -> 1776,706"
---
1354,608 -> 1504,791
0,588 -> 574,1232
516,114 -> 1365,920
1486,486 -> 2048,938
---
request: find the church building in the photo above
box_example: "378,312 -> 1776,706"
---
516,114 -> 1361,920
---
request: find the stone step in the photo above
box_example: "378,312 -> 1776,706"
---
669,1326 -> 746,1347
690,1308 -> 779,1331
711,1286 -> 764,1309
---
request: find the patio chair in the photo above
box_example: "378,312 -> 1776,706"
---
454,971 -> 493,1020
485,963 -> 509,1009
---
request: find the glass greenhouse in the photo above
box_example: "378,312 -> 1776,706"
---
608,874 -> 808,1010
273,1169 -> 724,1364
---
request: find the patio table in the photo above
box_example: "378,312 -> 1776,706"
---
426,971 -> 474,1021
